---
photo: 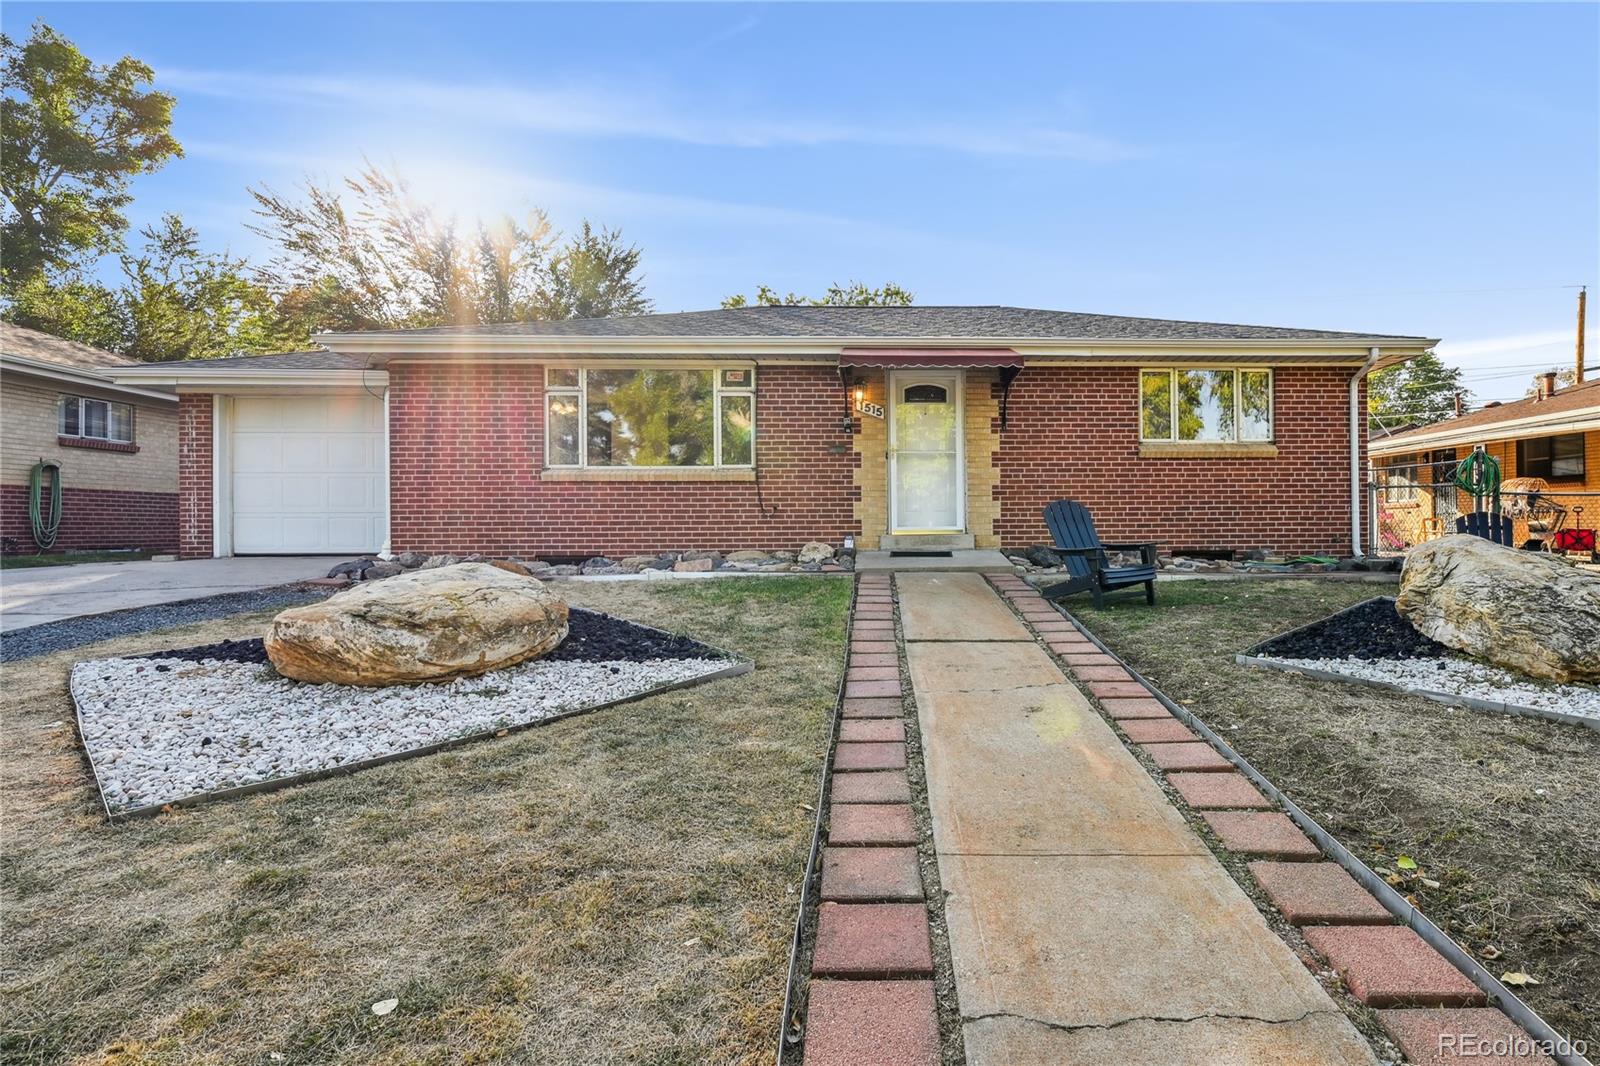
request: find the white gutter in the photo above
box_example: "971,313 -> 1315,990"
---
1350,347 -> 1383,557
1371,408 -> 1600,456
1,354 -> 178,402
316,330 -> 1438,363
103,367 -> 387,389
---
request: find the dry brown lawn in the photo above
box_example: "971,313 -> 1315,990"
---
1068,578 -> 1600,1050
1,577 -> 849,1066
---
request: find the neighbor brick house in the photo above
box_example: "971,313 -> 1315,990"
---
1,322 -> 178,554
1371,372 -> 1599,550
105,306 -> 1437,560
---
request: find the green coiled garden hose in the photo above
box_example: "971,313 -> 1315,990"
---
28,459 -> 62,551
1454,449 -> 1501,503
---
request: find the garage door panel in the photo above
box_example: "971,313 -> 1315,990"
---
281,436 -> 328,470
326,436 -> 374,471
232,435 -> 283,472
230,394 -> 384,555
326,475 -> 376,508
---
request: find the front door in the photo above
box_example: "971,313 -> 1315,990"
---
889,370 -> 964,532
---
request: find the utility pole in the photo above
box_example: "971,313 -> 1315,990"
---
1579,285 -> 1587,384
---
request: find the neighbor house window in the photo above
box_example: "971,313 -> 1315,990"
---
1380,456 -> 1421,503
1139,368 -> 1272,443
1516,433 -> 1586,481
543,367 -> 755,467
58,396 -> 134,443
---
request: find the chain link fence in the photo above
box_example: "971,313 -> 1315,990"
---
1369,458 -> 1600,555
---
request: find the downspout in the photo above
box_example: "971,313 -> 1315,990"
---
1349,347 -> 1382,557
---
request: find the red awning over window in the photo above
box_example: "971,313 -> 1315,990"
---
837,347 -> 1023,369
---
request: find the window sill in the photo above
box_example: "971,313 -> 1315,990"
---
540,467 -> 756,483
58,436 -> 138,454
1139,441 -> 1278,459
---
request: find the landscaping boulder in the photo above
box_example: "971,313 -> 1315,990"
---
1395,535 -> 1600,683
265,562 -> 569,685
797,541 -> 835,565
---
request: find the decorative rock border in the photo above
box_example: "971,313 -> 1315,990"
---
985,574 -> 1589,1066
1238,597 -> 1599,732
72,622 -> 750,821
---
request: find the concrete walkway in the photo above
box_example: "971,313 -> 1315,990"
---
897,573 -> 1376,1065
0,556 -> 333,632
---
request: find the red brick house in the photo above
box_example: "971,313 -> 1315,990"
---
106,306 -> 1437,560
1,322 -> 179,554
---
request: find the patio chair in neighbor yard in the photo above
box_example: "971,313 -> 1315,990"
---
1040,500 -> 1159,607
1455,511 -> 1515,546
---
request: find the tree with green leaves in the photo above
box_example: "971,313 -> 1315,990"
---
1,21 -> 182,289
7,214 -> 308,359
1368,350 -> 1466,432
249,162 -> 650,331
722,281 -> 914,308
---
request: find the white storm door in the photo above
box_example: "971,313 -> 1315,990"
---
889,370 -> 964,533
230,394 -> 385,554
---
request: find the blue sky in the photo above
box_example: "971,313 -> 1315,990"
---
5,2 -> 1596,402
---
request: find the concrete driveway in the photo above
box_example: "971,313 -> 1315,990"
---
0,556 -> 335,632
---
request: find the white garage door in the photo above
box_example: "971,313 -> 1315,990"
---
231,395 -> 385,554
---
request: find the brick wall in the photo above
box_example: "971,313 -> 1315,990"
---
0,484 -> 177,553
178,394 -> 214,558
1,374 -> 178,493
388,362 -> 859,555
993,366 -> 1364,555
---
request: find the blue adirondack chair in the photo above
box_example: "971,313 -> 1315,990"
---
1455,511 -> 1515,546
1040,500 -> 1159,607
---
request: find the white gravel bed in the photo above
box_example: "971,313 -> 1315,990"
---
1259,654 -> 1600,723
72,654 -> 732,813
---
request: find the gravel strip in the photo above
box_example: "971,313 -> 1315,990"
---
73,653 -> 733,813
1260,654 -> 1600,721
1,585 -> 331,663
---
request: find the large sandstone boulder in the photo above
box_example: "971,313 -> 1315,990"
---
266,562 -> 569,685
1396,535 -> 1600,683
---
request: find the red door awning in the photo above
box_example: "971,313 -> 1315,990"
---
837,347 -> 1023,369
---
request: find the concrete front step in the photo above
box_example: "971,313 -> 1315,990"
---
878,533 -> 976,551
855,549 -> 1015,573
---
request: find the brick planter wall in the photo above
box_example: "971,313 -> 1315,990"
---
0,484 -> 177,553
387,362 -> 859,556
993,366 -> 1364,555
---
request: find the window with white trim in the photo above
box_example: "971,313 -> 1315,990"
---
1139,368 -> 1273,443
543,367 -> 755,468
59,396 -> 134,443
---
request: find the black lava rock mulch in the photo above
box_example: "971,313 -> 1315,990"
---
131,608 -> 726,666
1253,596 -> 1451,662
0,585 -> 333,664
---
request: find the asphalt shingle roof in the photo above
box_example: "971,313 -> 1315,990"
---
326,305 -> 1432,342
144,349 -> 373,370
1379,377 -> 1600,446
0,321 -> 136,370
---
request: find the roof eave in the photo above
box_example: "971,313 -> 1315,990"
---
103,366 -> 387,389
2,354 -> 177,401
316,332 -> 1438,363
1371,408 -> 1600,456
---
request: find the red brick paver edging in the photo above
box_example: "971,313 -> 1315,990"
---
803,575 -> 938,1066
979,574 -> 1561,1065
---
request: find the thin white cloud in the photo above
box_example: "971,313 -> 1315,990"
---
159,67 -> 1140,162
